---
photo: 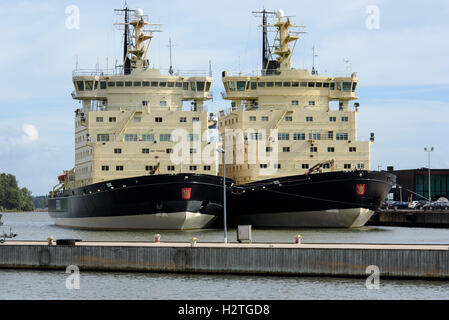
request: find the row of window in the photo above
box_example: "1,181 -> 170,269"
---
97,133 -> 202,142
268,146 -> 356,153
226,80 -> 357,92
243,132 -> 350,141
95,116 -> 200,123
246,116 -> 349,123
101,165 -> 212,171
257,163 -> 364,169
76,80 -> 211,92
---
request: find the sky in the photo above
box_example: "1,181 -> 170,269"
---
0,0 -> 448,195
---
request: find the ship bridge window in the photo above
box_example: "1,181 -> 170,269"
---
102,166 -> 109,171
257,82 -> 265,88
293,133 -> 305,140
160,101 -> 167,107
180,117 -> 187,122
85,81 -> 94,90
336,82 -> 342,91
352,82 -> 357,92
134,81 -> 142,87
323,82 -> 330,88
330,83 -> 335,90
76,81 -> 84,91
341,116 -> 349,122
116,81 -> 124,87
262,116 -> 269,121
266,82 -> 274,87
143,81 -> 150,87
176,82 -> 183,88
300,82 -> 307,87
125,134 -> 138,142
96,117 -> 103,122
197,81 -> 205,91
344,164 -> 351,169
343,82 -> 351,92
142,134 -> 154,141
302,164 -> 309,169
278,133 -> 290,140
183,82 -> 189,90
309,101 -> 315,106
327,131 -> 334,140
251,81 -> 257,90
237,81 -> 246,91
310,147 -> 318,152
275,82 -> 282,87
285,116 -> 292,122
191,82 -> 196,91
187,134 -> 199,141
329,117 -> 336,122
336,133 -> 349,140
107,81 -> 115,87
125,81 -> 132,87
97,134 -> 109,142
100,81 -> 107,89
94,81 -> 98,90
160,134 -> 171,141
167,166 -> 175,171
168,82 -> 175,88
309,133 -> 321,140
206,82 -> 212,91
155,117 -> 163,122
116,166 -> 124,171
151,81 -> 158,87
283,82 -> 291,87
328,147 -> 335,152
316,82 -> 323,88
159,82 -> 167,87
308,82 -> 315,88
109,117 -> 116,122
306,117 -> 313,122
249,116 -> 256,121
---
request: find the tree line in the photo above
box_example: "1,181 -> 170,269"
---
0,173 -> 35,211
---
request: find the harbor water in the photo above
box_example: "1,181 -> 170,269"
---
1,212 -> 449,300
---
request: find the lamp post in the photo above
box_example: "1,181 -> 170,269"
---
424,147 -> 434,202
217,148 -> 228,243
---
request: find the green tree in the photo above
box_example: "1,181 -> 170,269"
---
0,173 -> 35,211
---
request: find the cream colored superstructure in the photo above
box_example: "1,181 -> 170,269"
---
71,11 -> 214,189
218,11 -> 371,184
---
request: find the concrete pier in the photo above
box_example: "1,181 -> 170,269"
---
1,241 -> 449,279
369,210 -> 449,228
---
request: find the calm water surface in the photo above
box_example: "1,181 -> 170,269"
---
1,212 -> 449,300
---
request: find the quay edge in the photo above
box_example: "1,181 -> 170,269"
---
1,242 -> 449,280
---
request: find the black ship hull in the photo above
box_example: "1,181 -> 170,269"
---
229,171 -> 396,228
48,174 -> 231,230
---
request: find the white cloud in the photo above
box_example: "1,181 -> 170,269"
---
21,124 -> 39,143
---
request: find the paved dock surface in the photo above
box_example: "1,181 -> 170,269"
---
3,240 -> 449,251
1,240 -> 449,279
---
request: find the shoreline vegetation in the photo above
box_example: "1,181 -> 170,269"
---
0,173 -> 48,212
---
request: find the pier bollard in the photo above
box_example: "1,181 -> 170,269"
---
295,235 -> 302,244
154,234 -> 161,243
190,237 -> 197,247
47,236 -> 55,245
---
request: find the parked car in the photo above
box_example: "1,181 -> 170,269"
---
423,201 -> 449,211
410,200 -> 429,209
390,201 -> 410,210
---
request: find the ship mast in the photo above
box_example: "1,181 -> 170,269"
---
114,7 -> 162,73
253,9 -> 306,73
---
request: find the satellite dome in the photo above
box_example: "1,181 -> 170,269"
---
135,8 -> 144,17
276,9 -> 284,18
